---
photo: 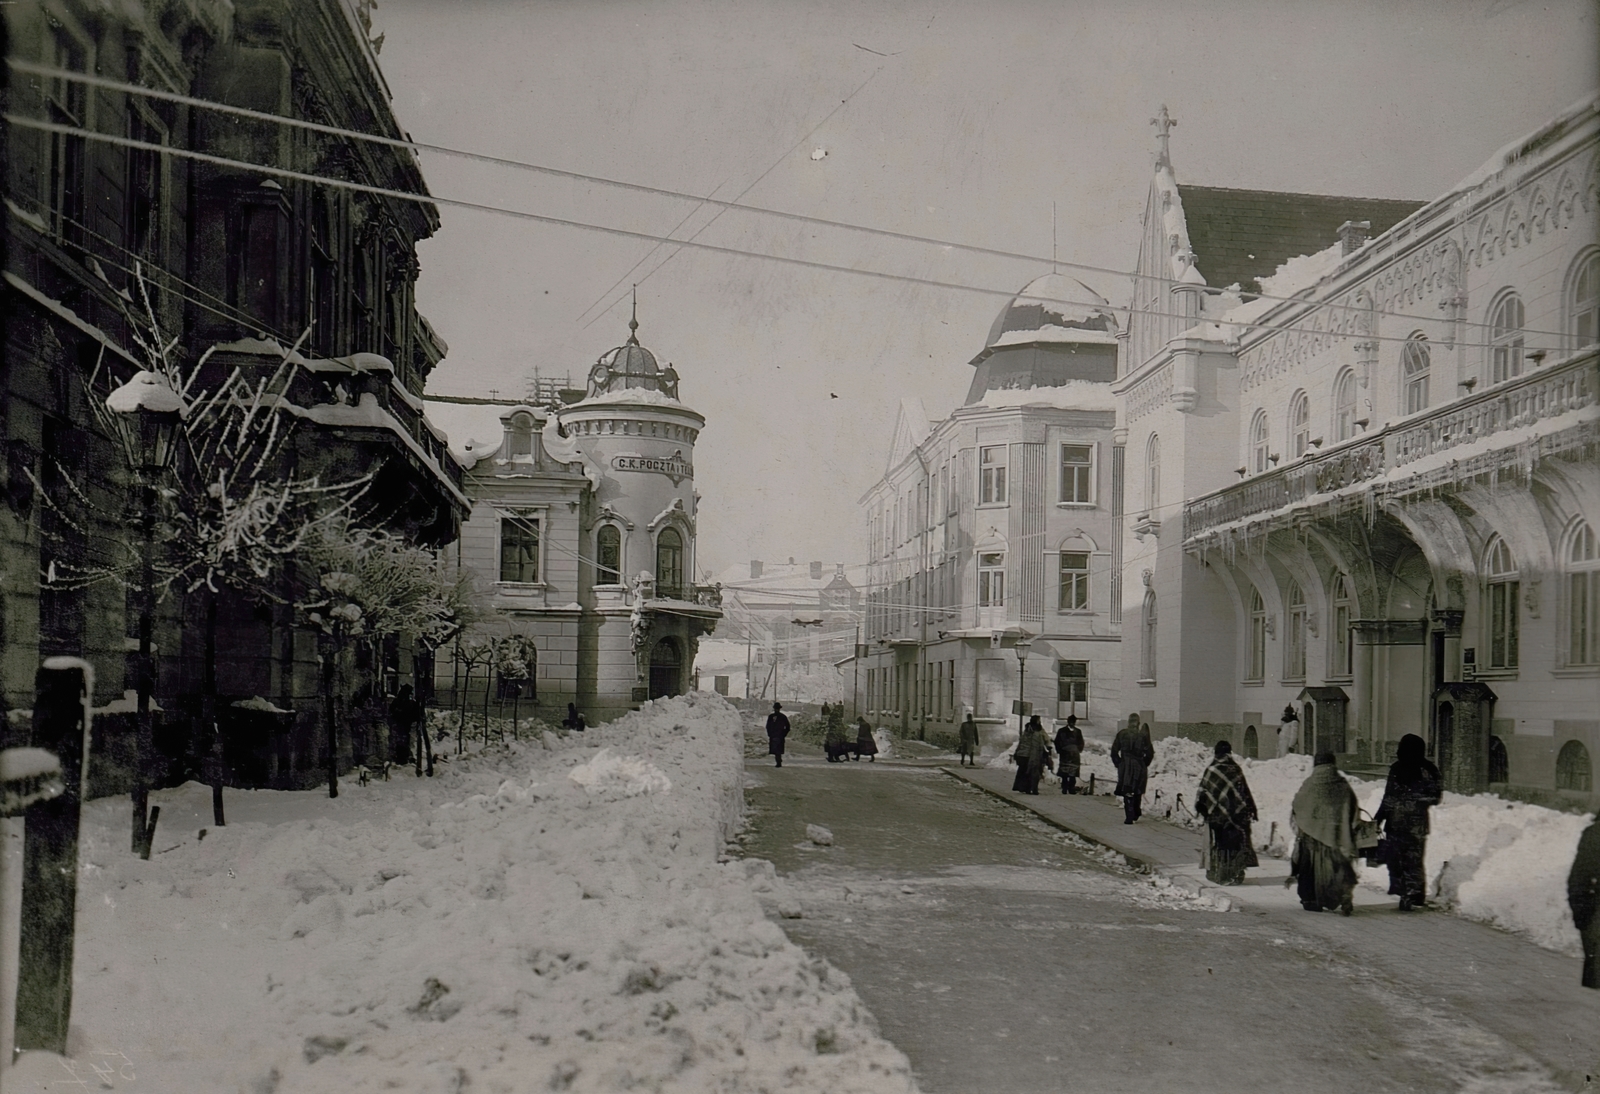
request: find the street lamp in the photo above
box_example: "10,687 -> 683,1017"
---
1014,633 -> 1035,743
107,370 -> 185,857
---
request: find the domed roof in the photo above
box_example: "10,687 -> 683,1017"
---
585,303 -> 680,400
984,273 -> 1118,347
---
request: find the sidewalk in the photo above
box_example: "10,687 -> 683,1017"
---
946,764 -> 1600,1092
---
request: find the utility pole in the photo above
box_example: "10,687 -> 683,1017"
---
744,619 -> 753,703
852,624 -> 861,720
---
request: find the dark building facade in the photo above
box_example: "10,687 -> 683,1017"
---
2,0 -> 465,786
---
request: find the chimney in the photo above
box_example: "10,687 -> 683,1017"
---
750,560 -> 763,579
836,563 -> 845,575
788,557 -> 795,566
809,561 -> 823,580
1337,220 -> 1371,256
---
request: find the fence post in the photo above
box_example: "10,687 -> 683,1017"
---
15,657 -> 94,1056
1,747 -> 66,1078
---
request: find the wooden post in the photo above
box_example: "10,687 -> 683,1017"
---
15,658 -> 94,1055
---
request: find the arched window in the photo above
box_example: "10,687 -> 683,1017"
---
1488,735 -> 1509,785
1333,370 -> 1358,441
1483,538 -> 1519,670
1285,580 -> 1307,680
596,524 -> 622,585
1250,410 -> 1269,474
1571,249 -> 1600,349
1567,522 -> 1599,665
1248,587 -> 1268,681
507,412 -> 535,458
1402,335 -> 1430,414
1556,740 -> 1592,793
1489,292 -> 1525,384
1140,591 -> 1157,681
1145,433 -> 1161,512
1243,725 -> 1258,760
1289,391 -> 1311,458
655,526 -> 684,599
1331,574 -> 1355,677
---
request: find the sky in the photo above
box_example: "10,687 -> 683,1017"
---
375,0 -> 1598,578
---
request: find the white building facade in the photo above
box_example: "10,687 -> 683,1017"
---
1117,100 -> 1599,807
445,316 -> 721,722
861,276 -> 1123,751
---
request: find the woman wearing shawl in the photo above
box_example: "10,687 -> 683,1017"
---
1011,716 -> 1051,794
1288,752 -> 1359,915
1054,716 -> 1085,795
853,716 -> 879,761
1568,816 -> 1600,989
823,705 -> 851,762
1194,740 -> 1259,885
1374,733 -> 1443,911
1111,715 -> 1156,824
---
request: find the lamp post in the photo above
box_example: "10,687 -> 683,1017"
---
1014,633 -> 1035,743
107,370 -> 185,858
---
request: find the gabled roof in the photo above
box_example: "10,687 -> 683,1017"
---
884,396 -> 937,474
1177,185 -> 1425,293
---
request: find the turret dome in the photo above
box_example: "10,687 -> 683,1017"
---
585,302 -> 680,400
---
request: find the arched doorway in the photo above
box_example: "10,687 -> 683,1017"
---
649,637 -> 682,700
1243,725 -> 1258,759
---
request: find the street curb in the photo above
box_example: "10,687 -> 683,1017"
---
940,766 -> 1237,912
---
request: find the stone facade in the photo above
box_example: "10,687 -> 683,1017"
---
1117,99 -> 1600,808
1,0 -> 464,788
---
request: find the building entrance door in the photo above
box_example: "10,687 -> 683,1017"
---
649,638 -> 682,699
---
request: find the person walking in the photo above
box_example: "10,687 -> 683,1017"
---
1287,752 -> 1359,915
562,703 -> 586,732
853,716 -> 879,761
1012,716 -> 1051,794
1194,740 -> 1260,885
1111,715 -> 1155,823
1374,733 -> 1443,911
823,705 -> 851,762
1276,704 -> 1300,758
957,713 -> 980,767
765,701 -> 791,768
1568,815 -> 1600,989
1054,715 -> 1084,794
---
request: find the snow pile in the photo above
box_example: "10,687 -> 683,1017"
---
567,747 -> 672,797
27,692 -> 917,1093
1067,737 -> 1590,955
871,728 -> 894,758
978,380 -> 1116,412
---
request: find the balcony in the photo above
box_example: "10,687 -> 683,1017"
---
1183,347 -> 1598,544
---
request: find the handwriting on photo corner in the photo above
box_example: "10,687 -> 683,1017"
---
54,1049 -> 137,1087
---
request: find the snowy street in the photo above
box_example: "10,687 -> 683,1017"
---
739,740 -> 1597,1094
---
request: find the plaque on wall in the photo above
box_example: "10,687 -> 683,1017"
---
631,686 -> 649,702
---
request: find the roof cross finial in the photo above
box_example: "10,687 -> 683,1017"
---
1151,104 -> 1177,168
627,284 -> 640,345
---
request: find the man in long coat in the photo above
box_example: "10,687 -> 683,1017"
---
1111,715 -> 1155,824
1569,816 -> 1600,988
1054,716 -> 1084,794
765,702 -> 791,768
957,713 -> 980,767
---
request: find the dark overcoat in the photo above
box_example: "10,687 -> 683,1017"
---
766,712 -> 791,756
1111,723 -> 1155,798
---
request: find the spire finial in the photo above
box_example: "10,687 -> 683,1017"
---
627,285 -> 640,345
1151,105 -> 1177,168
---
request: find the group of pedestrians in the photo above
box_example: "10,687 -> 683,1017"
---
763,701 -> 877,766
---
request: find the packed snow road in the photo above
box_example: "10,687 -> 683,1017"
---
738,751 -> 1571,1094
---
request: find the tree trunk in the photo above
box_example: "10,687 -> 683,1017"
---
203,589 -> 225,825
322,640 -> 339,798
512,690 -> 519,741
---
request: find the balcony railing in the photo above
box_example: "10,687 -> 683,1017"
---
1183,347 -> 1597,542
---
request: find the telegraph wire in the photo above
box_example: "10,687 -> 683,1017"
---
3,63 -> 1576,342
9,111 -> 1565,356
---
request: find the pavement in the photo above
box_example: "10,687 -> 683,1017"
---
944,762 -> 1600,1092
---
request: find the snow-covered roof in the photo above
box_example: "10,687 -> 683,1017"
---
273,392 -> 471,508
983,273 -> 1119,347
578,387 -> 688,409
976,381 -> 1116,412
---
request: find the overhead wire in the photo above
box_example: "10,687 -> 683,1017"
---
4,61 -> 1577,342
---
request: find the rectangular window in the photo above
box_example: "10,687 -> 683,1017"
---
45,26 -> 88,250
1060,444 -> 1093,504
1569,571 -> 1596,665
1058,551 -> 1090,611
979,445 -> 1007,505
499,516 -> 540,583
978,552 -> 1005,607
1058,661 -> 1088,703
1488,579 -> 1519,669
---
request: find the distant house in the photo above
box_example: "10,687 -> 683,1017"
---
711,559 -> 864,702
